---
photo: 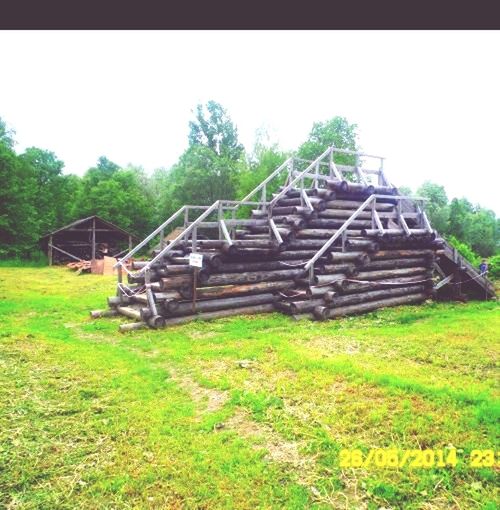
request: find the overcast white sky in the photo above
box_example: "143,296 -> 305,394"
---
0,31 -> 499,213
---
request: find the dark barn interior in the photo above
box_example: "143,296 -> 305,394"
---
40,216 -> 136,265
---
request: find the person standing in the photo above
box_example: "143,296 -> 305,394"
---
479,259 -> 488,275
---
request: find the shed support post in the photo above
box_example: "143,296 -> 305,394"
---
128,235 -> 132,251
91,217 -> 96,262
48,235 -> 53,266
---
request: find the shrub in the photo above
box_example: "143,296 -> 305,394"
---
487,254 -> 500,278
447,235 -> 480,267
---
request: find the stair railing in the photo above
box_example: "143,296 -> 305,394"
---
268,146 -> 334,216
304,194 -> 428,281
114,204 -> 189,272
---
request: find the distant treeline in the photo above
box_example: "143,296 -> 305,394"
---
0,101 -> 498,264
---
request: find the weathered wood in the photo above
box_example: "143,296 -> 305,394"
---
355,267 -> 429,281
277,250 -> 322,260
172,293 -> 279,316
215,260 -> 308,273
107,296 -> 122,307
363,257 -> 432,270
296,273 -> 346,287
306,285 -> 336,298
308,218 -> 373,229
178,280 -> 295,299
276,196 -> 326,210
48,235 -> 53,265
197,239 -> 280,250
323,284 -> 426,310
148,315 -> 165,329
296,229 -> 363,238
90,309 -> 119,319
203,268 -> 306,287
272,206 -> 318,217
327,180 -> 375,195
119,322 -> 148,332
274,301 -> 293,314
371,249 -> 436,260
325,200 -> 394,211
91,217 -> 96,262
289,298 -> 327,314
277,187 -> 333,199
345,239 -> 379,252
314,292 -> 428,320
338,274 -> 433,293
320,263 -> 358,276
328,251 -> 368,263
159,275 -> 194,291
160,303 -> 276,327
287,239 -> 340,249
362,228 -> 433,237
116,306 -> 142,321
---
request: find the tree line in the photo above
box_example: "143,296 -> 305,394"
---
0,101 -> 498,268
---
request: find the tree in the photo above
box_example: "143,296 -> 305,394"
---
20,147 -> 67,235
82,156 -> 120,188
188,101 -> 244,161
466,208 -> 498,257
73,165 -> 154,236
0,118 -> 15,149
417,181 -> 450,234
237,137 -> 288,202
169,145 -> 241,207
448,197 -> 473,240
0,121 -> 38,257
298,116 -> 358,165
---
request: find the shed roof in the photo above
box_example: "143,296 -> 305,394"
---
40,215 -> 137,240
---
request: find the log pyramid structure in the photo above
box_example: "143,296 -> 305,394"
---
91,147 -> 496,331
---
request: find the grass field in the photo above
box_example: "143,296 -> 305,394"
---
0,267 -> 498,509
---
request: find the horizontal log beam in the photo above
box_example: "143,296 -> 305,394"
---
314,292 -> 428,320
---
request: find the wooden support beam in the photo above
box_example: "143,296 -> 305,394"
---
49,243 -> 83,262
48,235 -> 53,265
373,209 -> 384,233
434,273 -> 454,290
269,218 -> 283,244
301,188 -> 314,212
91,217 -> 96,262
219,220 -> 233,244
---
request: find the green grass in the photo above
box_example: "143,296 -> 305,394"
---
0,267 -> 498,509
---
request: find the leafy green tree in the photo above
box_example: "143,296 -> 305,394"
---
237,141 -> 288,202
417,181 -> 450,234
448,197 -> 473,240
188,101 -> 244,161
467,208 -> 498,257
82,156 -> 120,188
298,116 -> 358,165
0,118 -> 15,149
19,147 -> 67,235
169,145 -> 241,207
73,164 -> 154,236
0,121 -> 38,257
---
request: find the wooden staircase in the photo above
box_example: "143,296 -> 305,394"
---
90,146 -> 495,331
434,240 -> 496,300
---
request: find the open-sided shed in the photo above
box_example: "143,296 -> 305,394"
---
40,216 -> 137,265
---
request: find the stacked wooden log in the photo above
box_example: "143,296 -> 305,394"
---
91,182 -> 440,331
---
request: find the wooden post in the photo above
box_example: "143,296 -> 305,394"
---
128,235 -> 132,251
48,235 -> 53,266
192,267 -> 198,313
91,217 -> 96,262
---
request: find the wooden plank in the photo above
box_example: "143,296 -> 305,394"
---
434,273 -> 454,290
49,243 -> 83,262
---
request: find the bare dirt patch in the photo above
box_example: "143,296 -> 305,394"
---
168,368 -> 229,413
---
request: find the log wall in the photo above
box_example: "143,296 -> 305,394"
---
93,183 -> 439,330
